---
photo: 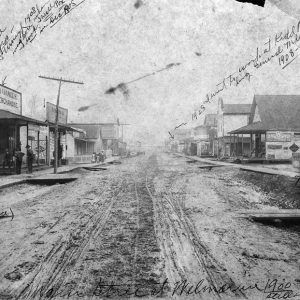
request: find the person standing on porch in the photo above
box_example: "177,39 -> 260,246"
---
26,145 -> 34,174
2,149 -> 12,170
14,147 -> 24,174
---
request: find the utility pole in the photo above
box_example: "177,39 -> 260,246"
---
117,120 -> 130,155
39,76 -> 84,174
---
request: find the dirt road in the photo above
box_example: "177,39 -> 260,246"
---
0,153 -> 299,299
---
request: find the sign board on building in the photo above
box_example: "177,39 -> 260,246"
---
101,125 -> 119,139
267,144 -> 282,150
294,133 -> 300,141
0,85 -> 22,114
266,131 -> 292,142
46,102 -> 68,124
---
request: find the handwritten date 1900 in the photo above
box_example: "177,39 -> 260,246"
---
0,208 -> 14,221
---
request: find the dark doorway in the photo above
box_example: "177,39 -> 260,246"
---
190,143 -> 197,156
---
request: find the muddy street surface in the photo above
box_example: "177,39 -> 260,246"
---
0,153 -> 300,299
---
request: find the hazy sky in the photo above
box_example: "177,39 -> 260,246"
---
0,0 -> 299,144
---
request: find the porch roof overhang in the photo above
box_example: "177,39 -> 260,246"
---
74,137 -> 97,142
47,122 -> 82,133
229,122 -> 267,134
0,110 -> 47,126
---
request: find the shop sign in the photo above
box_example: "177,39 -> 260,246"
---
294,133 -> 300,141
46,102 -> 68,124
267,144 -> 282,150
266,131 -> 291,142
0,85 -> 22,114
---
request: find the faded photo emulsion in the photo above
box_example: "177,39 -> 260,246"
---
0,0 -> 300,299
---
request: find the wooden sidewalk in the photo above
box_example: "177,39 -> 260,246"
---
174,153 -> 300,178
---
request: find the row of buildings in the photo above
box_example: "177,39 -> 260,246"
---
168,95 -> 300,162
0,84 -> 128,174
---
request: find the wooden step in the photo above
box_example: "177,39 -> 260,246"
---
250,214 -> 300,221
240,209 -> 300,221
240,209 -> 300,214
27,175 -> 78,185
198,165 -> 223,169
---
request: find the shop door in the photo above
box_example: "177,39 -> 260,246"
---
190,143 -> 197,156
0,124 -> 16,172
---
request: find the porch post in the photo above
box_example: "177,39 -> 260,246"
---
265,132 -> 267,158
26,122 -> 29,147
37,130 -> 40,166
259,133 -> 262,154
47,126 -> 51,166
241,134 -> 244,157
250,133 -> 252,157
233,135 -> 235,156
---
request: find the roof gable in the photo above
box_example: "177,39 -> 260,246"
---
253,105 -> 261,123
253,95 -> 300,131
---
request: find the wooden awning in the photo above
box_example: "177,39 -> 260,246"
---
229,122 -> 267,134
0,109 -> 47,126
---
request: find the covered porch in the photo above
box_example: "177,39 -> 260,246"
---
0,110 -> 47,174
229,122 -> 267,161
47,122 -> 86,165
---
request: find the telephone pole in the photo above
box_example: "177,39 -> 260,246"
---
39,76 -> 84,174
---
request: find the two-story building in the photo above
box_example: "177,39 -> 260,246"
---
171,128 -> 193,154
217,98 -> 252,157
204,114 -> 217,156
